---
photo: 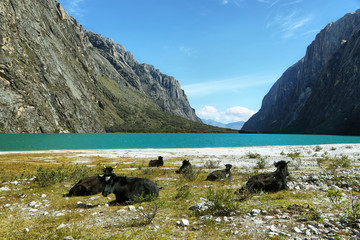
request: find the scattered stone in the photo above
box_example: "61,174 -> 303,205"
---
269,225 -> 277,232
56,223 -> 67,231
189,202 -> 213,212
293,227 -> 302,233
177,219 -> 189,226
63,237 -> 74,240
0,186 -> 11,191
23,228 -> 29,233
76,203 -> 87,208
251,209 -> 261,216
199,215 -> 212,221
128,206 -> 136,211
41,194 -> 46,198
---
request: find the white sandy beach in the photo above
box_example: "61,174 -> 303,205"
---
3,143 -> 359,170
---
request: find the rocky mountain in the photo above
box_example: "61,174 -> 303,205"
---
242,10 -> 360,135
202,119 -> 244,130
0,0 -> 228,133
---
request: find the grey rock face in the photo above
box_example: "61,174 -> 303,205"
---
0,0 -> 200,133
242,10 -> 360,135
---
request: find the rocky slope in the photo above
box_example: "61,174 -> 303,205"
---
242,10 -> 360,135
0,0 -> 206,133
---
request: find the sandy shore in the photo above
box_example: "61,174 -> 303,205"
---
2,143 -> 359,169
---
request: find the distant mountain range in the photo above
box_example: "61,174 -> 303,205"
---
242,9 -> 360,135
202,119 -> 244,130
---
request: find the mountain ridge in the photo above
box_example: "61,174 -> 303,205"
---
0,0 -> 232,133
242,10 -> 360,135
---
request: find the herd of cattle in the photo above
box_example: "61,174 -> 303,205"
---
63,157 -> 290,205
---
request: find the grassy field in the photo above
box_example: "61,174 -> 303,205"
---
0,146 -> 359,239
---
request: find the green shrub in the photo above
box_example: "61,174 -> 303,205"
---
175,184 -> 190,200
181,165 -> 198,181
35,165 -> 95,187
246,152 -> 261,159
203,160 -> 221,169
327,189 -> 360,222
255,158 -> 266,169
204,187 -> 240,216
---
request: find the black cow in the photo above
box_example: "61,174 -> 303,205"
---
206,164 -> 232,181
148,156 -> 164,167
244,160 -> 289,192
102,175 -> 159,205
175,160 -> 192,173
63,166 -> 116,197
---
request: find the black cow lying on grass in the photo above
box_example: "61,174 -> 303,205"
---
243,160 -> 289,193
148,156 -> 164,167
175,160 -> 192,173
102,175 -> 159,205
206,164 -> 232,181
63,166 -> 116,197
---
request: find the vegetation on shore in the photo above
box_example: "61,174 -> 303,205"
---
0,145 -> 359,239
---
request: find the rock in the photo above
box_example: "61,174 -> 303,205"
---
200,215 -> 212,221
293,227 -> 302,233
242,10 -> 360,135
41,194 -> 46,198
56,224 -> 67,231
251,209 -> 261,216
0,186 -> 11,191
189,202 -> 213,212
23,228 -> 29,233
63,237 -> 74,240
128,206 -> 136,211
76,203 -> 87,208
269,225 -> 277,232
28,201 -> 38,208
178,219 -> 189,226
308,224 -> 319,235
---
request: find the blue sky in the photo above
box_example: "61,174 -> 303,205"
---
58,0 -> 360,123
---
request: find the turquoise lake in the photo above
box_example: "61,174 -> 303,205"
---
0,133 -> 360,151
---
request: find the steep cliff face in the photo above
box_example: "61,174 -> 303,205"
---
0,0 -> 201,133
242,10 -> 360,135
86,32 -> 200,122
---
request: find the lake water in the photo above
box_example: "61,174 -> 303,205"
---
0,133 -> 360,151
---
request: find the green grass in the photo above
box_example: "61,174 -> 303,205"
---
0,151 -> 358,239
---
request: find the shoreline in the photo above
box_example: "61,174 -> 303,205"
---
1,143 -> 359,169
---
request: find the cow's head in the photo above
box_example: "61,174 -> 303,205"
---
274,161 -> 289,176
102,177 -> 115,197
225,164 -> 232,171
100,166 -> 116,182
182,160 -> 190,166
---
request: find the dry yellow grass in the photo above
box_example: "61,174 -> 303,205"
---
0,149 -> 359,239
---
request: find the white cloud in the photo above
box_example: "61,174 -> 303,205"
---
267,10 -> 314,39
197,105 -> 256,123
198,105 -> 221,121
221,0 -> 229,5
224,106 -> 256,122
